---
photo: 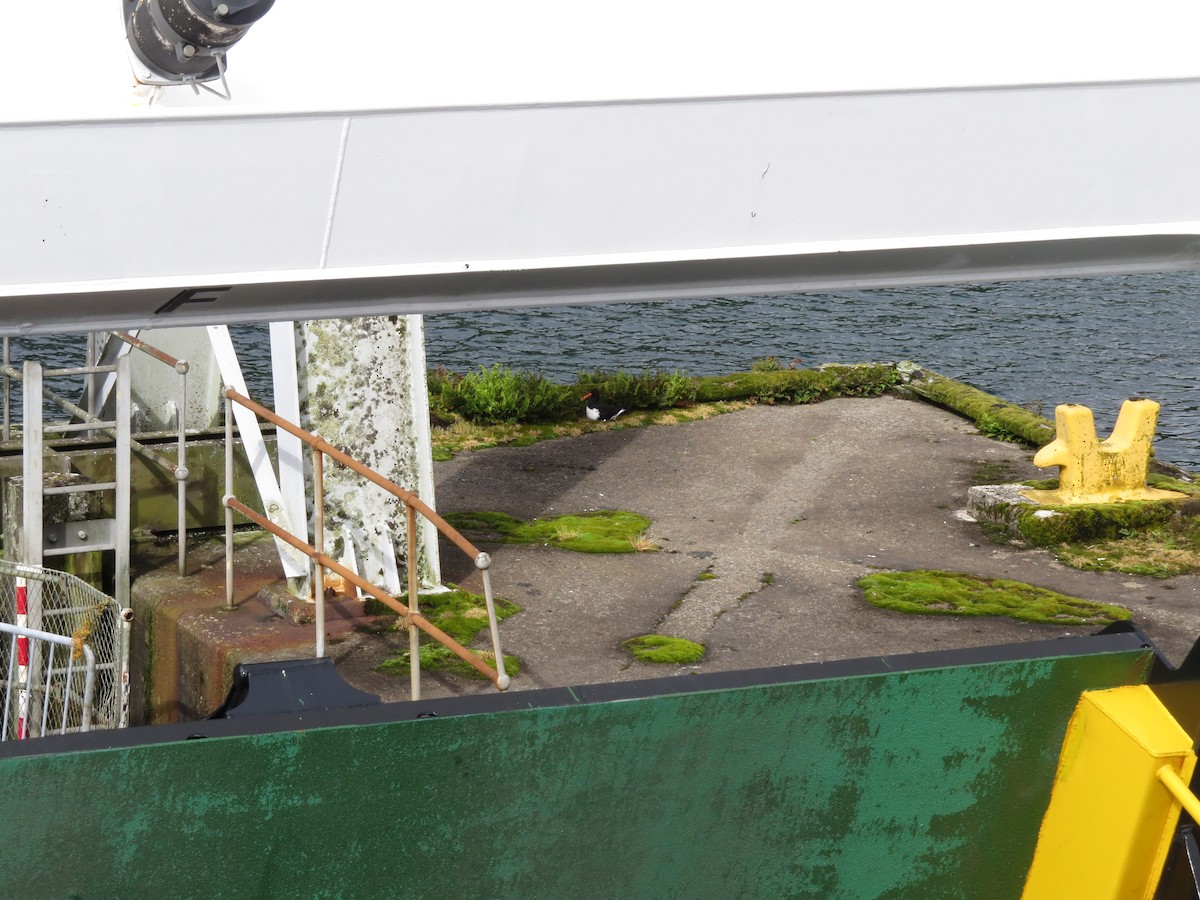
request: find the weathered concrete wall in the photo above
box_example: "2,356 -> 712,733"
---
129,533 -> 381,725
0,641 -> 1154,897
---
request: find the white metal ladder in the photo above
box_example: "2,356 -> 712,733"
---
19,357 -> 131,610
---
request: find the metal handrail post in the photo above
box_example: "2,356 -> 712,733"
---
224,392 -> 235,611
19,364 -> 45,737
2,337 -> 9,442
105,332 -> 192,575
224,495 -> 506,688
479,560 -> 510,689
21,361 -> 43,574
114,355 -> 131,610
177,363 -> 188,577
407,503 -> 420,701
79,644 -> 96,733
85,332 -> 98,439
114,356 -> 132,728
313,448 -> 325,658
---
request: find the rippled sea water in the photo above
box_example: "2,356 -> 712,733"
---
6,272 -> 1197,470
422,273 -> 1200,471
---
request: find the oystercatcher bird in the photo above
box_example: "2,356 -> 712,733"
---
582,390 -> 626,421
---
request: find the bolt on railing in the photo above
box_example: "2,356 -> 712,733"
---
222,387 -> 510,697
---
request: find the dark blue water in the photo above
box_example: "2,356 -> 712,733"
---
6,273 -> 1197,470
422,273 -> 1200,471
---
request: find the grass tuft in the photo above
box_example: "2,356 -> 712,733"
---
1053,509 -> 1200,578
377,645 -> 521,680
576,368 -> 697,410
692,363 -> 899,405
430,365 -> 575,424
373,586 -> 521,680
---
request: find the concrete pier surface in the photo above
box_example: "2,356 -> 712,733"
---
134,395 -> 1200,719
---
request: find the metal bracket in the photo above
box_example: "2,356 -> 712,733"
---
42,519 -> 117,557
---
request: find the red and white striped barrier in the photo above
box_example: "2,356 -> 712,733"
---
15,576 -> 28,739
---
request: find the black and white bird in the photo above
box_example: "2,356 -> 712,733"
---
582,390 -> 626,421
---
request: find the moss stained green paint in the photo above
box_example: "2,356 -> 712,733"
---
0,645 -> 1153,897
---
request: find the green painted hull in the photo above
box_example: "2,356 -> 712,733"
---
0,634 -> 1154,898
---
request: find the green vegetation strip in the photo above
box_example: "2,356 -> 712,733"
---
426,362 -> 903,457
858,570 -> 1129,626
444,510 -> 653,553
423,360 -> 1086,462
1010,476 -> 1200,578
623,635 -> 706,664
692,363 -> 900,404
903,368 -> 1055,447
373,587 -> 521,680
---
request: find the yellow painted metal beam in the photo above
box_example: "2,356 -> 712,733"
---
1023,685 -> 1197,899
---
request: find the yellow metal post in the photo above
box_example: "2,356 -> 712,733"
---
1023,400 -> 1186,505
1022,685 -> 1197,899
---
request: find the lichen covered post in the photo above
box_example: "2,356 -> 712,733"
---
295,316 -> 441,594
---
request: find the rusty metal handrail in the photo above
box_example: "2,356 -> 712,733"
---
225,388 -> 479,558
225,497 -> 503,687
221,387 -> 510,695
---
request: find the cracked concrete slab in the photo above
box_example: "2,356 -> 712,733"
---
327,395 -> 1200,703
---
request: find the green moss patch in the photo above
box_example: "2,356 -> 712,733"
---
444,509 -> 653,553
1013,500 -> 1182,547
377,645 -> 520,681
1007,476 -> 1200,548
623,635 -> 706,664
1055,521 -> 1200,578
904,369 -> 1055,447
373,586 -> 521,680
1023,478 -> 1200,577
858,570 -> 1129,626
693,363 -> 899,405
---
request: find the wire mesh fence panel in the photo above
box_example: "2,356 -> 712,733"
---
0,560 -> 125,736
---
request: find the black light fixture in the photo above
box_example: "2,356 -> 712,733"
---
124,0 -> 275,95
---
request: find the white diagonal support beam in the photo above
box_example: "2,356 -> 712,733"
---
207,325 -> 309,580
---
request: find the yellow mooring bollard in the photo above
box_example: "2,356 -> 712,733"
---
1022,399 -> 1186,506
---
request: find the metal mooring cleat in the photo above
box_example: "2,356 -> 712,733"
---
1022,399 -> 1187,506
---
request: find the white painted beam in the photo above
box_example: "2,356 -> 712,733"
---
5,5 -> 1200,332
269,322 -> 309,552
4,78 -> 1200,333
